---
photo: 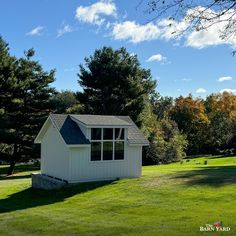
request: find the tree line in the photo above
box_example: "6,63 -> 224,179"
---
0,37 -> 235,174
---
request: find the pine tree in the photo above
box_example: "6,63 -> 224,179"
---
77,47 -> 156,125
0,38 -> 56,175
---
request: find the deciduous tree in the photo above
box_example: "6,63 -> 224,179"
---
141,0 -> 236,44
205,92 -> 236,153
171,95 -> 209,154
51,90 -> 82,114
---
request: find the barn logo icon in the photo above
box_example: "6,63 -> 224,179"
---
200,221 -> 230,232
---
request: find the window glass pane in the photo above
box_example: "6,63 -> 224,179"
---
115,128 -> 124,140
103,142 -> 113,160
103,128 -> 113,140
91,142 -> 101,161
91,128 -> 101,140
115,141 -> 124,160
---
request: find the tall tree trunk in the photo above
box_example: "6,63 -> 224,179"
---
7,158 -> 16,176
7,143 -> 18,176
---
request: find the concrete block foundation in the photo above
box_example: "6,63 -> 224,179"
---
31,173 -> 67,190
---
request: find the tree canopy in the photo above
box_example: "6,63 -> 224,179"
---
77,47 -> 156,125
51,90 -> 82,114
0,37 -> 55,174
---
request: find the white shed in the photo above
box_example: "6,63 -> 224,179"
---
34,114 -> 149,183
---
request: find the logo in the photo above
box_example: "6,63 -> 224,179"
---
200,222 -> 230,232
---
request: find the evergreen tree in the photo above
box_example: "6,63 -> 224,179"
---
77,47 -> 156,125
0,38 -> 55,175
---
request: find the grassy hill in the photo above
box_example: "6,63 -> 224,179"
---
0,156 -> 236,236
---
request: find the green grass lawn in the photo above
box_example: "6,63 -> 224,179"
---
0,156 -> 236,236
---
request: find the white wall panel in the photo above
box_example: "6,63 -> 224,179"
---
69,144 -> 142,183
41,123 -> 69,181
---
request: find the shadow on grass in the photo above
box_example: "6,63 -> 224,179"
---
174,165 -> 236,187
0,180 -> 115,214
185,155 -> 213,159
208,155 -> 236,159
0,174 -> 31,181
0,164 -> 39,175
186,155 -> 236,160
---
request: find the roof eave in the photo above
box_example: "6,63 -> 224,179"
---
34,116 -> 51,144
127,141 -> 149,146
68,144 -> 90,147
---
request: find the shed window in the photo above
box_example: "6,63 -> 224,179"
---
90,128 -> 125,161
103,142 -> 113,160
91,142 -> 101,161
115,141 -> 124,160
115,128 -> 124,140
91,128 -> 101,140
103,128 -> 113,140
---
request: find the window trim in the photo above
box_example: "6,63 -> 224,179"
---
90,128 -> 125,162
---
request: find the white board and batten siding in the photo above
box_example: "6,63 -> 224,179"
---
40,123 -> 142,183
69,144 -> 142,183
36,114 -> 147,184
41,123 -> 69,181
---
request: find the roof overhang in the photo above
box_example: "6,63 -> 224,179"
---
127,141 -> 149,146
86,125 -> 131,128
68,144 -> 90,148
34,117 -> 52,144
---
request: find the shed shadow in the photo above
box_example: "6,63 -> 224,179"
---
0,174 -> 31,181
0,164 -> 39,176
173,165 -> 236,187
208,155 -> 236,159
0,180 -> 116,213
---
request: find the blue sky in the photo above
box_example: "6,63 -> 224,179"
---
1,0 -> 236,97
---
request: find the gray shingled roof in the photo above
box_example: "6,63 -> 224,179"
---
50,114 -> 90,145
50,114 -> 149,146
70,115 -> 131,126
117,116 -> 149,146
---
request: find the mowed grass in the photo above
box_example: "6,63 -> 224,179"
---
0,156 -> 236,236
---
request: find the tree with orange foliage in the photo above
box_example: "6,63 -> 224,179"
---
205,92 -> 236,154
171,95 -> 210,154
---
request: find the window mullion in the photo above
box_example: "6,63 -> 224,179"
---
101,128 -> 103,161
112,128 -> 114,160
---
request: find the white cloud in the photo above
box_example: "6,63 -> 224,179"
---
73,3 -> 236,49
75,0 -> 116,25
111,18 -> 189,44
160,7 -> 236,48
57,24 -> 74,37
196,88 -> 207,93
152,7 -> 236,48
220,88 -> 236,94
185,7 -> 236,49
186,25 -> 234,49
112,21 -> 161,43
111,6 -> 236,48
157,18 -> 189,40
27,26 -> 44,36
218,76 -> 233,82
146,54 -> 165,62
